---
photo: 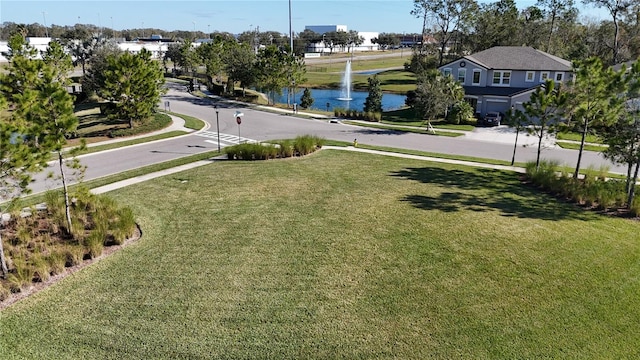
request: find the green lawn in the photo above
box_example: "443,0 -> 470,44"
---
2,151 -> 639,358
342,120 -> 464,137
556,131 -> 602,144
556,141 -> 608,152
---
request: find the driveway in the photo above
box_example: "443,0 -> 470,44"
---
464,125 -> 556,148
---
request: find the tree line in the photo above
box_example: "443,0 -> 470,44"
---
410,0 -> 639,66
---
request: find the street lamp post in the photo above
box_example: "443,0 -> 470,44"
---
215,105 -> 221,152
288,0 -> 293,51
42,12 -> 48,37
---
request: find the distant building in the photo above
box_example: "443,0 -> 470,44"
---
0,37 -> 52,62
304,25 -> 348,34
304,25 -> 379,53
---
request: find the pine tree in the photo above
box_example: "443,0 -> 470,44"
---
522,79 -> 568,170
100,49 -> 165,128
566,57 -> 627,178
300,88 -> 314,109
363,75 -> 383,113
0,35 -> 78,277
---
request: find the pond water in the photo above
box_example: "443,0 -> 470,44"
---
274,88 -> 407,112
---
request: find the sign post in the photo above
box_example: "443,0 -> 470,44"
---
214,105 -> 220,152
234,111 -> 244,144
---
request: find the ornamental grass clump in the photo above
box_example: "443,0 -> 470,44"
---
0,188 -> 137,300
525,160 -> 633,211
224,136 -> 324,161
277,140 -> 294,158
112,207 -> 136,245
294,135 -> 316,155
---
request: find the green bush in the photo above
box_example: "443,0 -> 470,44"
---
294,135 -> 316,155
631,196 -> 640,217
46,250 -> 67,275
224,136 -> 324,160
84,225 -> 105,259
98,102 -> 118,115
112,207 -> 137,245
526,160 -> 633,210
277,140 -> 294,158
8,256 -> 35,292
31,252 -> 51,283
64,245 -> 86,267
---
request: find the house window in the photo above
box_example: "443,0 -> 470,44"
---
457,69 -> 466,84
443,68 -> 452,77
526,71 -> 535,82
555,72 -> 564,82
472,70 -> 481,85
540,71 -> 550,81
492,71 -> 511,86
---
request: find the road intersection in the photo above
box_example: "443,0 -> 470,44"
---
24,81 -> 626,196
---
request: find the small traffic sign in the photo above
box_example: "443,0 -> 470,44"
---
236,117 -> 242,124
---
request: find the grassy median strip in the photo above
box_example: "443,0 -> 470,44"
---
1,150 -> 638,358
323,140 -> 523,167
556,140 -> 608,152
161,111 -> 206,130
342,120 -> 465,137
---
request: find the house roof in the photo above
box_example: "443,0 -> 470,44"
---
463,85 -> 538,97
462,46 -> 572,71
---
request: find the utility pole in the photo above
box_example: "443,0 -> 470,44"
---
42,11 -> 48,37
288,0 -> 293,52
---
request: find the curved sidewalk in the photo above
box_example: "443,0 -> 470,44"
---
90,146 -> 524,195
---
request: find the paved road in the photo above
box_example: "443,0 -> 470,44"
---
27,81 -> 626,195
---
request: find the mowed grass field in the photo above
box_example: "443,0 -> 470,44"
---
2,150 -> 640,358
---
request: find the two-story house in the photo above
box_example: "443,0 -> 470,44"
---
438,46 -> 573,118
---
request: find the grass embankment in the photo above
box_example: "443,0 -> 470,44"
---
303,56 -> 415,94
2,151 -> 639,358
555,132 -> 607,152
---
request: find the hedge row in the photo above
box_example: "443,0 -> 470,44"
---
334,108 -> 382,122
225,135 -> 324,160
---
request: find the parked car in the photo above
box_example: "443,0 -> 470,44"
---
482,112 -> 502,127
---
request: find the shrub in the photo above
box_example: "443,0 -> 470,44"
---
64,245 -> 86,267
225,136 -> 323,160
0,286 -> 10,302
525,160 -> 560,191
294,135 -> 316,155
47,249 -> 67,275
31,252 -> 51,283
8,256 -> 35,292
277,140 -> 294,158
98,102 -> 118,115
631,196 -> 640,217
112,207 -> 136,245
84,225 -> 105,259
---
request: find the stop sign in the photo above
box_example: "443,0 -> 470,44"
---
236,117 -> 242,124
